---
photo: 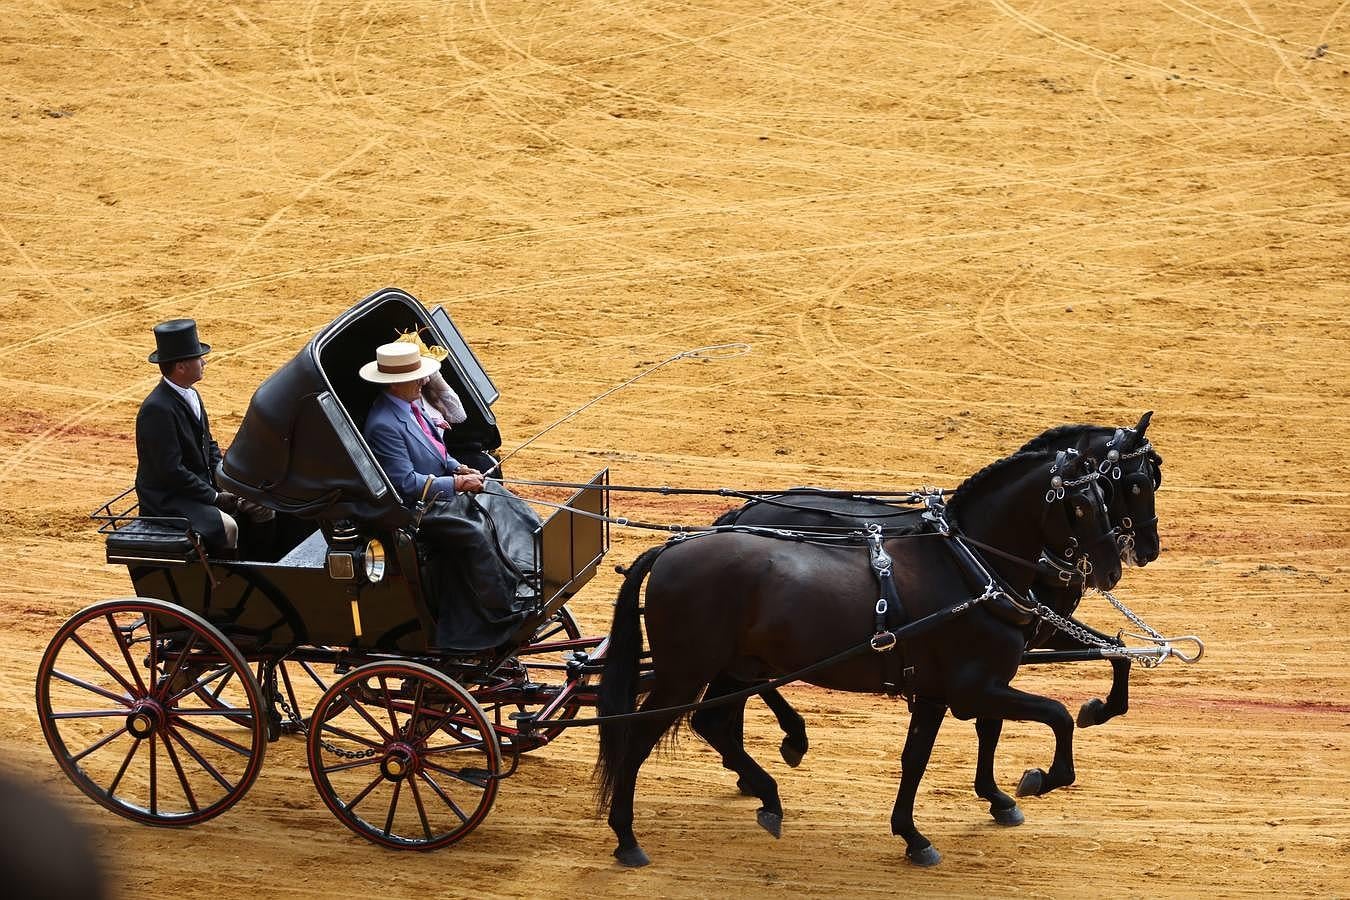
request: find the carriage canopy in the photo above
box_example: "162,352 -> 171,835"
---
218,287 -> 501,527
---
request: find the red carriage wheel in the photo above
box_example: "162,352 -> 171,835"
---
35,597 -> 267,826
306,661 -> 500,850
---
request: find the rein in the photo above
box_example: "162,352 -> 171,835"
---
515,578 -> 988,734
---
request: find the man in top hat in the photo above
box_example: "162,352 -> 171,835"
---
135,319 -> 242,553
361,341 -> 526,651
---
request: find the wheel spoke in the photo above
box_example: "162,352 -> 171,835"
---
320,756 -> 382,776
148,732 -> 158,816
69,725 -> 132,763
422,740 -> 493,756
107,737 -> 142,795
209,668 -> 236,704
421,757 -> 493,787
165,725 -> 234,792
47,668 -> 131,706
51,708 -> 133,720
159,728 -> 200,813
337,690 -> 396,743
146,617 -> 161,701
417,770 -> 469,824
316,722 -> 385,753
172,715 -> 254,757
165,664 -> 233,705
407,680 -> 426,742
382,778 -> 402,837
68,633 -> 138,697
378,675 -> 401,736
407,774 -> 434,841
153,631 -> 201,700
345,772 -> 385,813
104,613 -> 148,695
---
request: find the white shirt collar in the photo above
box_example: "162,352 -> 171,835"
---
162,377 -> 201,420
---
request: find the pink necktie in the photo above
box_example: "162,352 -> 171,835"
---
410,403 -> 446,459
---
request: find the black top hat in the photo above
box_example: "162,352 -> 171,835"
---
148,319 -> 212,364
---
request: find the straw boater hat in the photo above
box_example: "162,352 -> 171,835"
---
359,341 -> 441,384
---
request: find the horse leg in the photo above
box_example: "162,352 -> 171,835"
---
690,674 -> 750,793
691,674 -> 762,796
889,697 -> 947,867
965,684 -> 1075,798
973,717 -> 1024,826
1078,657 -> 1131,727
607,683 -> 704,868
1043,619 -> 1131,727
690,674 -> 785,837
760,687 -> 809,767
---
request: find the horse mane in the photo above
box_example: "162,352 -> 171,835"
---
947,447 -> 1057,520
711,506 -> 743,527
1013,423 -> 1112,455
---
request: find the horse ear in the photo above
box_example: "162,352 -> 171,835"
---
1135,410 -> 1153,436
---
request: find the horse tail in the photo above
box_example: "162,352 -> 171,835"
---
595,543 -> 664,811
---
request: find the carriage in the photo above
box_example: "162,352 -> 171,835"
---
36,286 -> 1206,865
36,287 -> 612,850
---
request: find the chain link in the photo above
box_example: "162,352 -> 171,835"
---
1033,603 -> 1122,650
271,676 -> 378,761
1101,589 -> 1165,640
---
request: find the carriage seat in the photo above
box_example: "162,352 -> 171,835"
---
104,518 -> 197,564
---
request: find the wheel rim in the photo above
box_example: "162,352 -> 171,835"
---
36,598 -> 266,826
307,662 -> 500,850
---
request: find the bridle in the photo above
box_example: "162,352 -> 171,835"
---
1097,428 -> 1162,557
1041,448 -> 1117,584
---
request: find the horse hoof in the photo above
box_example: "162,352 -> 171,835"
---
614,846 -> 651,868
1016,768 -> 1045,797
756,808 -> 783,839
907,844 -> 942,867
990,803 -> 1025,826
779,738 -> 806,768
1077,698 -> 1105,728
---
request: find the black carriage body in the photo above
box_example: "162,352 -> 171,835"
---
101,287 -> 609,658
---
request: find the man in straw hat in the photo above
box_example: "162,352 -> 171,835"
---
361,340 -> 527,651
135,318 -> 242,553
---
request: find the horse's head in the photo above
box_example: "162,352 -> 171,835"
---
1098,411 -> 1162,567
1044,446 -> 1122,591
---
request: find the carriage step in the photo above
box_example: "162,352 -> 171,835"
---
458,768 -> 492,788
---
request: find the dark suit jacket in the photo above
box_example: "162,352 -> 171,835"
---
135,379 -> 225,547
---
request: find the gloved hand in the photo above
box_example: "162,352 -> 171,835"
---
213,491 -> 239,513
236,498 -> 276,523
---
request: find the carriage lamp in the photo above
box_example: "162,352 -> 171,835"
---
325,540 -> 386,584
327,550 -> 357,580
327,521 -> 361,581
363,539 -> 387,583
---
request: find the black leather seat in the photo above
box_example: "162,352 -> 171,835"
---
105,518 -> 197,563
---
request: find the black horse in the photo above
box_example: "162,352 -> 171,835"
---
596,444 -> 1122,867
699,413 -> 1163,820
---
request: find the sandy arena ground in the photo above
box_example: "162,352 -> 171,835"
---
2,1 -> 1348,896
